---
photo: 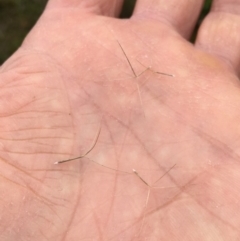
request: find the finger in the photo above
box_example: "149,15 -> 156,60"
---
47,0 -> 125,17
132,0 -> 204,38
195,0 -> 240,71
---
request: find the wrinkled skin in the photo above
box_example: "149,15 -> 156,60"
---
1,0 -> 240,240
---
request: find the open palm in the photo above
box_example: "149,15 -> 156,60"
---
1,0 -> 240,240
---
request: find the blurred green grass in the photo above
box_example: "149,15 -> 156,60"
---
0,0 -> 48,64
0,0 -> 212,65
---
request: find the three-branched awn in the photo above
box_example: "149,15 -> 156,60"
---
53,39 -> 179,235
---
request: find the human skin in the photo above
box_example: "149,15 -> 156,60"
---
1,0 -> 240,240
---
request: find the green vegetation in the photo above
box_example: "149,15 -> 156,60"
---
0,0 -> 48,64
0,0 -> 212,64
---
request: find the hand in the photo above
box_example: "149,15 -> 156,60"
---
1,0 -> 240,240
